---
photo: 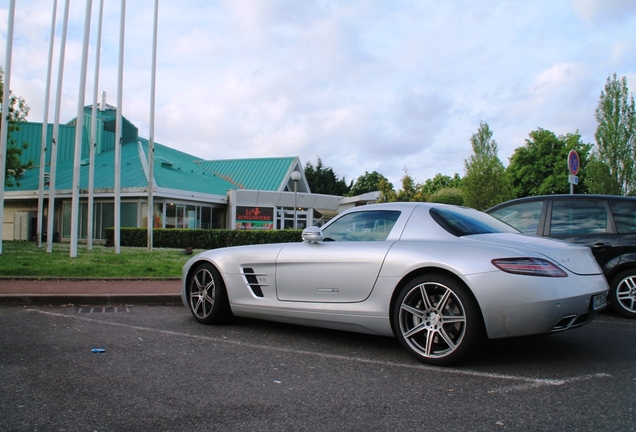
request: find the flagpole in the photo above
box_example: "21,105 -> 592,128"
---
36,0 -> 58,249
114,0 -> 126,254
0,0 -> 16,255
87,0 -> 104,251
46,0 -> 70,253
70,0 -> 93,258
147,0 -> 159,251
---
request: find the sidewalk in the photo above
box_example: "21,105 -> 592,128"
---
0,278 -> 182,306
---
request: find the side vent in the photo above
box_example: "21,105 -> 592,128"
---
242,267 -> 268,297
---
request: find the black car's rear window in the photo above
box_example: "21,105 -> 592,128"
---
609,200 -> 636,234
430,207 -> 518,237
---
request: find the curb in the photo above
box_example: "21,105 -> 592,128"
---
0,277 -> 181,281
0,294 -> 182,306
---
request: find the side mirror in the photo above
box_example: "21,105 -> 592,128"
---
301,226 -> 323,243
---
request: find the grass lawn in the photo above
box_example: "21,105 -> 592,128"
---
0,241 -> 201,278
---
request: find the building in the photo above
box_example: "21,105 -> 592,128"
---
2,105 -> 378,242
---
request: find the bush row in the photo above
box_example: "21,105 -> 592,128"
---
105,228 -> 303,249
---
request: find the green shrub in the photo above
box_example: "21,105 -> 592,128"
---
429,187 -> 465,206
106,228 -> 303,249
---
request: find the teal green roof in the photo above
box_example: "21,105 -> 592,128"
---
5,114 -> 302,197
140,139 -> 237,195
197,157 -> 297,191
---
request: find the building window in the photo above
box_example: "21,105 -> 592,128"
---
163,202 -> 219,229
62,201 -> 117,240
121,202 -> 138,227
277,208 -> 308,229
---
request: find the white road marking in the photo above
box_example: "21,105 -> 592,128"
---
29,308 -> 612,393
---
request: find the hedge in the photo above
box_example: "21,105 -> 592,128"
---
105,228 -> 303,249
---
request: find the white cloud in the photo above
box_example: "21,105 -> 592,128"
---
1,0 -> 635,187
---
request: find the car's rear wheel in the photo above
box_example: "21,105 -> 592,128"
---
609,270 -> 636,319
187,263 -> 232,324
393,274 -> 483,366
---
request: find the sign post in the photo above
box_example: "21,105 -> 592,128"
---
567,150 -> 579,194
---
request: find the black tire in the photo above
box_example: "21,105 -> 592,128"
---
609,270 -> 636,319
187,263 -> 232,324
392,273 -> 483,366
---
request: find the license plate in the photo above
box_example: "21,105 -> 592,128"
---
591,293 -> 608,311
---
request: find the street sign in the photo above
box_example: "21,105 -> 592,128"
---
569,174 -> 578,185
568,150 -> 580,175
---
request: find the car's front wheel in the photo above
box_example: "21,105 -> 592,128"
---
392,274 -> 483,366
609,270 -> 636,319
187,263 -> 232,324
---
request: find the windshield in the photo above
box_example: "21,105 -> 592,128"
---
430,206 -> 519,237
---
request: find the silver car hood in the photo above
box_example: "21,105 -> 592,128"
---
466,233 -> 602,275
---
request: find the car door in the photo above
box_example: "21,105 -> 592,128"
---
608,199 -> 636,265
275,210 -> 401,303
545,199 -> 620,271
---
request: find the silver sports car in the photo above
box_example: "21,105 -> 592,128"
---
182,202 -> 608,365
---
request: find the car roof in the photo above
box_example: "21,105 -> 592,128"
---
486,194 -> 636,212
339,201 -> 469,213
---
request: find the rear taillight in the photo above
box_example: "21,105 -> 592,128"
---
491,258 -> 567,277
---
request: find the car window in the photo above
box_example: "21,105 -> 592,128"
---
549,200 -> 608,235
488,201 -> 543,234
322,210 -> 400,241
430,207 -> 518,237
609,200 -> 636,234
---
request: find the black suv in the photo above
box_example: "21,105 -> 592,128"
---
486,194 -> 636,319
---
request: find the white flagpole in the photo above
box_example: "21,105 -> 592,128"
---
114,0 -> 126,254
70,0 -> 93,258
37,0 -> 58,249
46,0 -> 70,253
0,0 -> 16,255
148,0 -> 159,251
87,0 -> 104,251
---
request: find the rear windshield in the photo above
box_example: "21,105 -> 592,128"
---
430,206 -> 519,237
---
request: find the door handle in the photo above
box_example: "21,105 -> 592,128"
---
592,243 -> 610,249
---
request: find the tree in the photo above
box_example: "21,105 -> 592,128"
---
506,128 -> 592,198
1,67 -> 31,187
419,173 -> 462,201
395,169 -> 419,202
429,187 -> 464,206
348,171 -> 389,196
462,122 -> 513,210
303,157 -> 351,196
378,176 -> 396,202
594,73 -> 636,195
586,156 -> 621,195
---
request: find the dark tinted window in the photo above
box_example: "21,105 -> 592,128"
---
609,200 -> 636,234
550,200 -> 608,235
488,201 -> 543,235
430,207 -> 517,237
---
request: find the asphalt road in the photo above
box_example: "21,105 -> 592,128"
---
1,305 -> 634,431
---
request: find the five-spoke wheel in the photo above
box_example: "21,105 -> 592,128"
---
187,263 -> 232,324
393,274 -> 482,365
610,270 -> 636,319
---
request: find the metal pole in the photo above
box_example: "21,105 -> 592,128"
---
37,0 -> 58,249
147,0 -> 159,251
70,0 -> 93,258
114,0 -> 126,254
87,0 -> 104,250
294,180 -> 298,229
0,0 -> 16,254
47,0 -> 70,253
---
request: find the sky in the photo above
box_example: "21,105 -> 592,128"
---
1,0 -> 636,189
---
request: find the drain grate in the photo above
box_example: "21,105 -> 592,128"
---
77,305 -> 132,314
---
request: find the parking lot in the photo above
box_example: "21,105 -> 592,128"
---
1,305 -> 634,431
